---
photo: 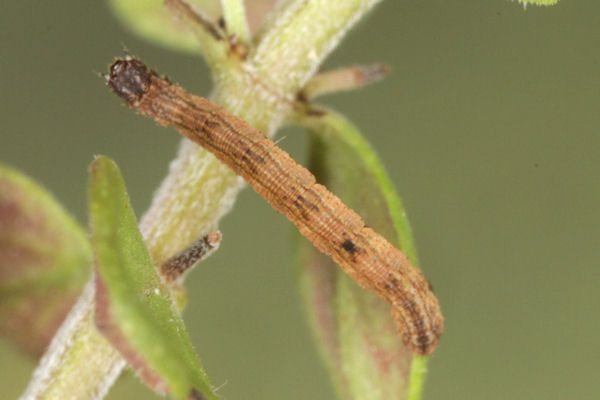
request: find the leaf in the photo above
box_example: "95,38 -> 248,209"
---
89,155 -> 216,400
107,0 -> 219,54
0,164 -> 91,356
295,110 -> 429,400
514,0 -> 560,6
107,0 -> 277,54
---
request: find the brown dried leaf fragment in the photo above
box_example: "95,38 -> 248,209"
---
160,230 -> 222,284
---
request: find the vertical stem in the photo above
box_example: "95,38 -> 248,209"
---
220,0 -> 250,43
407,356 -> 428,400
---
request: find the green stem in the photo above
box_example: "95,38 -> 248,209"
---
407,356 -> 428,400
220,0 -> 250,43
19,282 -> 125,400
250,0 -> 383,105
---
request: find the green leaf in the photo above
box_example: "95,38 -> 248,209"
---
0,164 -> 91,356
295,110 -> 428,400
107,0 -> 221,54
107,0 -> 278,54
514,0 -> 560,6
89,155 -> 216,400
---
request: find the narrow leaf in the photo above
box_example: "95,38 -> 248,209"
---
0,164 -> 91,356
514,0 -> 560,6
295,110 -> 430,399
89,155 -> 216,400
220,0 -> 250,43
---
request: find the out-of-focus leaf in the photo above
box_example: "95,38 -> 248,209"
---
0,164 -> 91,357
107,0 -> 219,54
295,110 -> 427,400
89,155 -> 216,400
514,0 -> 560,6
107,0 -> 277,54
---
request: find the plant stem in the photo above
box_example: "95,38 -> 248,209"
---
20,282 -> 125,400
220,0 -> 250,43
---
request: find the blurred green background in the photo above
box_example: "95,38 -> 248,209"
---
1,1 -> 599,399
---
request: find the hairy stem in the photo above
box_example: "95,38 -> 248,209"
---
20,282 -> 125,400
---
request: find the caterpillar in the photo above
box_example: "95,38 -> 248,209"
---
107,58 -> 443,355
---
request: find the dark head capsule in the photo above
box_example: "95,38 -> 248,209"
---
107,58 -> 152,104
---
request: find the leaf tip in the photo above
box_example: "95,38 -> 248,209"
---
515,0 -> 560,7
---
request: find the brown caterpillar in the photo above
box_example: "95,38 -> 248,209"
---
107,58 -> 443,355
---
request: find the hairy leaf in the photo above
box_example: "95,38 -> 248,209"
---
0,164 -> 91,356
89,155 -> 216,400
